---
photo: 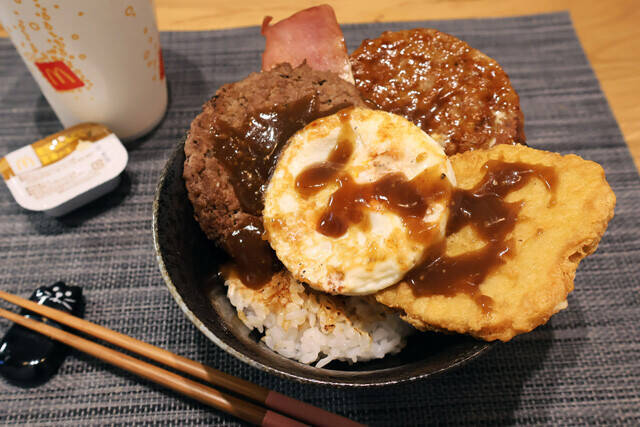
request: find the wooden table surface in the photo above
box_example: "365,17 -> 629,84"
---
2,0 -> 639,170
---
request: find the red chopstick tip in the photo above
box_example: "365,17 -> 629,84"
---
0,290 -> 362,426
265,391 -> 366,427
262,410 -> 310,427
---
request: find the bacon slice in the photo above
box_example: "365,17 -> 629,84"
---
261,5 -> 354,83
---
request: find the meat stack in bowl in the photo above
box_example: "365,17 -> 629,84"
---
182,5 -> 615,367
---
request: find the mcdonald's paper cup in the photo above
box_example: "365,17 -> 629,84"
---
0,0 -> 167,140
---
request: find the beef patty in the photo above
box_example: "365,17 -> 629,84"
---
183,63 -> 364,284
350,29 -> 525,155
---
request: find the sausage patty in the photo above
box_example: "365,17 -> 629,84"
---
350,28 -> 525,155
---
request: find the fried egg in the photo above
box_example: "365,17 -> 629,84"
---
263,107 -> 456,295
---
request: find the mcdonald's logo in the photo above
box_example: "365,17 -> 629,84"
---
14,155 -> 38,172
35,61 -> 85,91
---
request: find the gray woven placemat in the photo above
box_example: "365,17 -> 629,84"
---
0,11 -> 638,425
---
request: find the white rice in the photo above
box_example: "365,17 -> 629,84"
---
223,269 -> 413,368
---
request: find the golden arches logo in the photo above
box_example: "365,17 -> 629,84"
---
14,155 -> 37,171
35,61 -> 84,91
44,67 -> 75,85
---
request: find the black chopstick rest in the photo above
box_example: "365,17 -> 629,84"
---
0,281 -> 84,387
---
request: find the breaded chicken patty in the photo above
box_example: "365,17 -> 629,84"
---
375,144 -> 615,341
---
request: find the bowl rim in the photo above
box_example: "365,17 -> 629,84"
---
152,140 -> 494,387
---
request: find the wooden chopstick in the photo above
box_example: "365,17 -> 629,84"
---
0,290 -> 364,427
0,307 -> 306,427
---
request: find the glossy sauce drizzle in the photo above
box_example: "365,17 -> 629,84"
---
223,217 -> 281,288
350,30 -> 525,155
212,94 -> 333,215
295,111 -> 356,199
405,161 -> 556,312
295,111 -> 452,244
295,126 -> 557,311
211,94 -> 355,288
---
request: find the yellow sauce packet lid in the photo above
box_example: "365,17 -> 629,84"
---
1,123 -> 128,216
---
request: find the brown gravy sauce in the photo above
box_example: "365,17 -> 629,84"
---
295,111 -> 451,244
212,94 -> 353,215
223,217 -> 281,288
405,161 -> 556,312
351,30 -> 525,154
295,122 -> 556,310
211,95 -> 355,288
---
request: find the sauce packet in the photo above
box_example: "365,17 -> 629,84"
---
0,123 -> 128,216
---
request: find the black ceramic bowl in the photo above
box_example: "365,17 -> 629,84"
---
153,140 -> 493,387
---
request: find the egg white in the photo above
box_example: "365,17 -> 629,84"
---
263,108 -> 456,295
